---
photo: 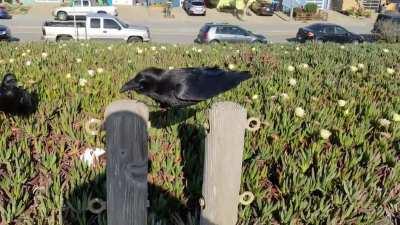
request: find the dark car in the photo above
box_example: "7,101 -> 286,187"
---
195,23 -> 268,44
0,6 -> 12,19
372,13 -> 400,35
296,23 -> 364,44
250,1 -> 276,16
0,25 -> 11,41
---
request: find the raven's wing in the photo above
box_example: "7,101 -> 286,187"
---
172,67 -> 251,101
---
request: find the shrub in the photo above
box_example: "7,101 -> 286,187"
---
377,20 -> 400,42
303,3 -> 318,14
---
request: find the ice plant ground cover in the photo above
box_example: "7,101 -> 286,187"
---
0,42 -> 399,225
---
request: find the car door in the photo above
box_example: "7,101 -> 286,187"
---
321,25 -> 335,42
215,26 -> 235,43
334,26 -> 350,43
102,18 -> 124,41
233,27 -> 253,43
86,17 -> 104,41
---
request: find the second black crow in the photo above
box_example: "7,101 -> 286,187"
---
120,67 -> 251,108
0,73 -> 37,116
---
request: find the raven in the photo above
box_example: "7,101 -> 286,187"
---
120,67 -> 251,108
0,73 -> 37,115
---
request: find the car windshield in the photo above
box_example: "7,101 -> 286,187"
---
192,1 -> 204,6
114,18 -> 129,28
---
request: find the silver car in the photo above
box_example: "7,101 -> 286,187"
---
183,0 -> 206,16
195,23 -> 268,44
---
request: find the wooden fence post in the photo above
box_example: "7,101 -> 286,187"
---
200,101 -> 247,225
104,100 -> 149,225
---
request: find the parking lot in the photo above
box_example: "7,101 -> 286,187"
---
0,3 -> 377,44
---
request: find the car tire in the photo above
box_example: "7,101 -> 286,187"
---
203,12 -> 206,16
57,11 -> 68,21
56,35 -> 72,42
127,36 -> 143,43
209,40 -> 219,44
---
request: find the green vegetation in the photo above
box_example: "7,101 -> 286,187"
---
0,42 -> 399,225
303,3 -> 318,14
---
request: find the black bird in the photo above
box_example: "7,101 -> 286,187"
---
120,67 -> 251,108
0,73 -> 37,115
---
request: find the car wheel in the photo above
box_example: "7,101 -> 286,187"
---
209,40 -> 219,44
127,36 -> 143,43
203,12 -> 206,16
56,35 -> 72,42
57,11 -> 68,21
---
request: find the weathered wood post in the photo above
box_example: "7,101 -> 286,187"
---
200,101 -> 247,225
104,100 -> 149,225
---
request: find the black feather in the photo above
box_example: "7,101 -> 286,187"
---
121,67 -> 251,108
0,73 -> 37,116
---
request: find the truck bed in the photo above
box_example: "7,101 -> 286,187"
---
43,21 -> 86,28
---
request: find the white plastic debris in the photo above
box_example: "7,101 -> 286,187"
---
80,148 -> 106,166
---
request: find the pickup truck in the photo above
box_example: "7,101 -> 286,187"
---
42,13 -> 150,43
53,0 -> 117,21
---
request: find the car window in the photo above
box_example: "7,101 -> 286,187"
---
90,18 -> 100,29
73,0 -> 80,6
335,26 -> 347,35
104,19 -> 121,29
216,26 -> 232,34
192,1 -> 204,5
323,26 -> 334,34
83,0 -> 89,6
233,27 -> 248,36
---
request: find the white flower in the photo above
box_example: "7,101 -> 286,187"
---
344,109 -> 350,115
252,94 -> 258,100
340,45 -> 345,49
80,43 -> 85,46
26,49 -> 31,53
168,66 -> 174,70
320,129 -> 332,140
79,78 -> 88,86
284,51 -> 289,54
280,45 -> 284,49
21,52 -> 27,57
235,49 -> 240,54
392,113 -> 400,122
66,73 -> 72,79
387,68 -> 395,74
251,47 -> 256,51
295,46 -> 300,51
107,46 -> 113,50
287,65 -> 295,72
86,43 -> 89,47
300,63 -> 309,69
80,148 -> 106,166
289,78 -> 297,86
161,46 -> 166,50
88,69 -> 95,77
383,48 -> 390,53
173,44 -> 178,47
357,63 -> 365,69
197,48 -> 203,53
338,100 -> 347,107
270,95 -> 277,100
137,48 -> 143,54
280,93 -> 289,100
350,66 -> 358,72
295,107 -> 305,118
228,64 -> 236,70
25,60 -> 32,66
41,52 -> 48,58
97,68 -> 104,74
151,46 -> 157,51
378,118 -> 391,127
185,50 -> 190,54
128,59 -> 132,63
62,43 -> 67,47
76,58 -> 82,63
9,58 -> 14,63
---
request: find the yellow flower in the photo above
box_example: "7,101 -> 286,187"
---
320,129 -> 332,140
387,68 -> 395,74
338,100 -> 347,107
295,46 -> 300,51
300,63 -> 309,69
252,94 -> 258,100
383,48 -> 389,53
287,65 -> 295,72
151,46 -> 157,51
41,52 -> 48,58
161,46 -> 167,50
168,66 -> 174,70
97,68 -> 104,74
392,113 -> 400,122
228,64 -> 236,70
137,48 -> 143,54
295,107 -> 305,118
357,63 -> 365,69
251,47 -> 256,51
280,93 -> 289,100
340,45 -> 345,49
88,70 -> 95,77
197,48 -> 203,53
21,52 -> 27,57
9,58 -> 14,63
76,58 -> 82,63
25,60 -> 32,66
66,73 -> 72,79
350,66 -> 358,72
79,78 -> 88,86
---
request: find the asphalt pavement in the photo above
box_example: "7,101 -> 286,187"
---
0,4 -> 377,44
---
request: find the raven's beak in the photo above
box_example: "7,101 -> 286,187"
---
120,81 -> 139,93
